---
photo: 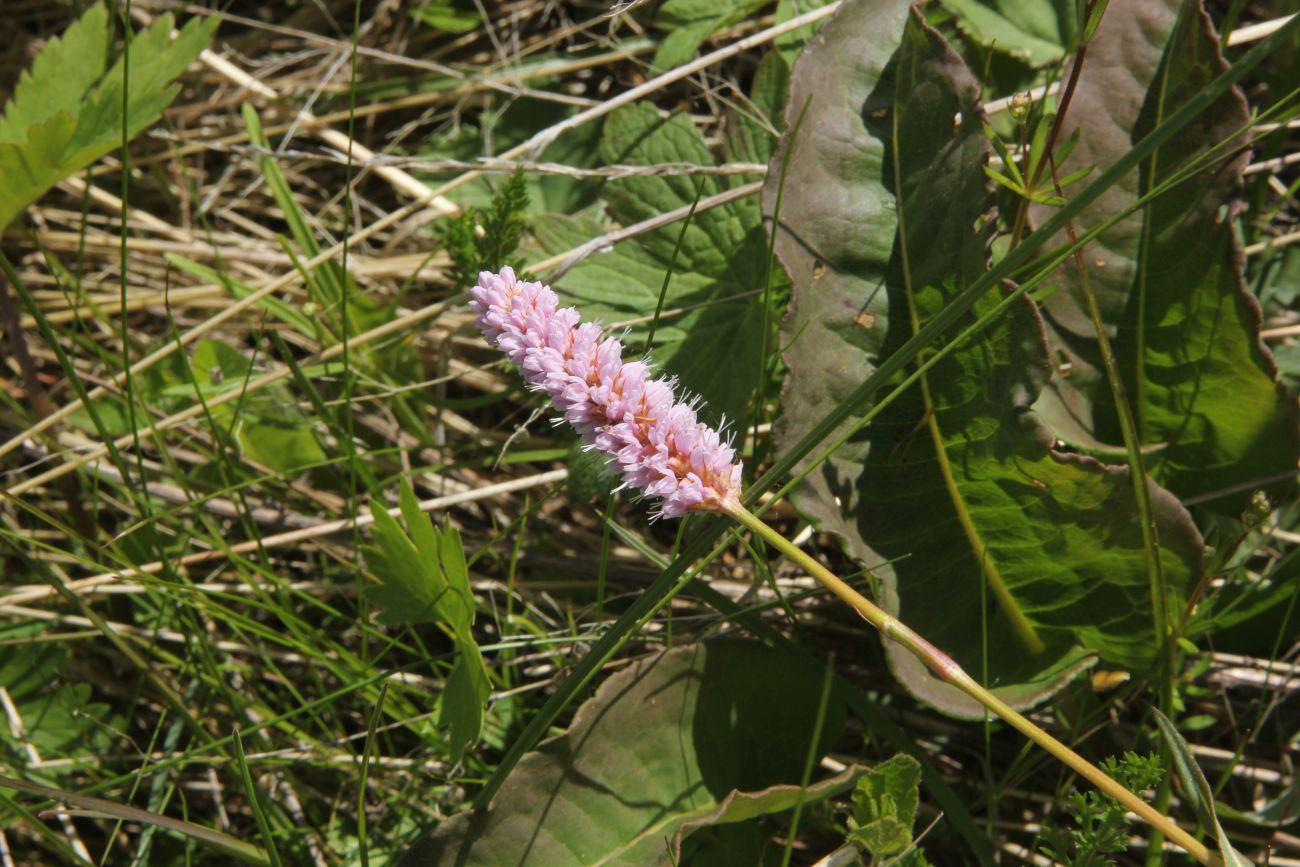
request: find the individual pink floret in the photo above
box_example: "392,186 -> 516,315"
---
470,266 -> 743,518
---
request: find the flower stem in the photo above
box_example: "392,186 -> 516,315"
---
724,503 -> 1216,867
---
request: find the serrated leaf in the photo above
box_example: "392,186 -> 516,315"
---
364,482 -> 488,762
765,1 -> 1200,715
852,755 -> 921,831
0,6 -> 217,229
538,104 -> 771,429
0,5 -> 110,142
397,640 -> 846,867
1029,0 -> 1299,509
653,0 -> 767,69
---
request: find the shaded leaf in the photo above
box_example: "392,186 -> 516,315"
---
398,639 -> 847,866
672,765 -> 865,854
766,0 -> 1200,715
773,0 -> 839,66
1029,0 -> 1299,508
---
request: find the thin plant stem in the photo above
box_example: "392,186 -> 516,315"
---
723,503 -> 1217,867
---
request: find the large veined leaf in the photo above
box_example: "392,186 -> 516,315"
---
0,4 -> 218,229
765,1 -> 1201,716
536,104 -> 770,429
398,639 -> 848,866
1029,0 -> 1299,507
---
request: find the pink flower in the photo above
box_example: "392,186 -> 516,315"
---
470,267 -> 743,518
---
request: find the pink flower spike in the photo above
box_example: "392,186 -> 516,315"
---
470,266 -> 743,518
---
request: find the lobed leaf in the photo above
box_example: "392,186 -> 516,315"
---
363,481 -> 488,763
0,5 -> 217,230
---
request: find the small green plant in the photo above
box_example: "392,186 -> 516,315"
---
1038,752 -> 1165,867
846,754 -> 931,865
444,166 -> 531,291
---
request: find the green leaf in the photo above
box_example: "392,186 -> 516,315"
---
1029,0 -> 1300,509
848,754 -> 922,857
0,646 -> 117,770
766,2 -> 1200,716
653,0 -> 767,69
539,104 -> 770,430
187,339 -> 326,474
363,482 -> 474,633
0,5 -> 110,141
398,639 -> 846,866
725,51 -> 790,167
1152,709 -> 1254,867
938,0 -> 1077,65
411,0 -> 481,33
773,0 -> 839,66
441,639 -> 491,766
364,482 -> 488,762
0,5 -> 217,229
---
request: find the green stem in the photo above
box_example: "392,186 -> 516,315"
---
724,503 -> 1216,867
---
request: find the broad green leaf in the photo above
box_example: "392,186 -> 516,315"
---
189,339 -> 326,473
849,754 -> 922,857
538,104 -> 770,429
1028,0 -> 1299,508
0,646 -> 117,771
653,0 -> 768,69
766,1 -> 1200,715
398,639 -> 847,866
0,5 -> 217,229
1152,709 -> 1255,867
939,0 -> 1077,65
419,97 -> 601,215
672,765 -> 864,855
